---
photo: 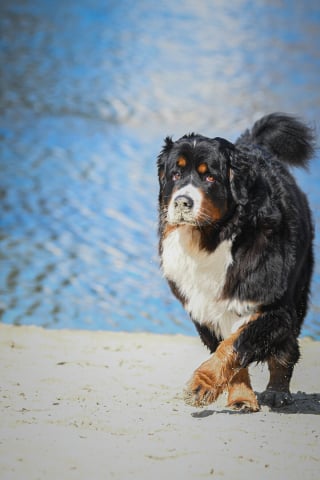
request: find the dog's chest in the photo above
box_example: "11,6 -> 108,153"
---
161,227 -> 251,339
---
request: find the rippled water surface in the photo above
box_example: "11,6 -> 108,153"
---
1,0 -> 320,338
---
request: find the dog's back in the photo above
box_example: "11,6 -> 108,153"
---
237,114 -> 315,331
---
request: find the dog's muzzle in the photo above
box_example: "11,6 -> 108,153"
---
172,195 -> 195,223
167,184 -> 202,224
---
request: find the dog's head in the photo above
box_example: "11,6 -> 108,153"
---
157,134 -> 257,230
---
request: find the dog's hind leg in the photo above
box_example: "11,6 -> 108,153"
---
259,356 -> 296,408
234,311 -> 300,408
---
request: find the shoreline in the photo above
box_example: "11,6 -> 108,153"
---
1,324 -> 319,479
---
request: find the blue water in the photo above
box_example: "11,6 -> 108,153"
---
1,0 -> 320,338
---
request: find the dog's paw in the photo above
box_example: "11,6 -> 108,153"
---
227,386 -> 260,412
184,368 -> 223,407
227,397 -> 260,412
259,389 -> 293,408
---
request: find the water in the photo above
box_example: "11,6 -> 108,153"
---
1,0 -> 320,338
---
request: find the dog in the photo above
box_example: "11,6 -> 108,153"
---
157,113 -> 315,411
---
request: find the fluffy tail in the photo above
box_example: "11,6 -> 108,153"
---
236,113 -> 316,167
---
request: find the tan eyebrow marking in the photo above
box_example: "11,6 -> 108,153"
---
177,156 -> 187,168
197,163 -> 208,174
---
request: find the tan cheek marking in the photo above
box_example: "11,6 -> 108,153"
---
197,163 -> 208,174
177,156 -> 187,168
198,195 -> 227,222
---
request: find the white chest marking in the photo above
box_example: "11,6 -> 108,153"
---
161,227 -> 255,339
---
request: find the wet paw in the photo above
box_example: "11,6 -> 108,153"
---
259,389 -> 294,408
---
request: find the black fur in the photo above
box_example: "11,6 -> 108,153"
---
157,113 -> 315,405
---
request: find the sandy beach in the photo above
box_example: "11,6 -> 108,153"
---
0,324 -> 319,479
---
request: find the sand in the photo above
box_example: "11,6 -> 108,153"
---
0,324 -> 319,479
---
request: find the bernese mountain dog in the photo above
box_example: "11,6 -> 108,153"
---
157,113 -> 315,412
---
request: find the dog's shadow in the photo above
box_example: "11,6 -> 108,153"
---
257,391 -> 320,414
191,391 -> 320,417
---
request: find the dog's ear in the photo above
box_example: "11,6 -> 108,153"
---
157,136 -> 174,184
229,149 -> 258,206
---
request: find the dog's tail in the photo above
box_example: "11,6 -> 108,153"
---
236,113 -> 316,167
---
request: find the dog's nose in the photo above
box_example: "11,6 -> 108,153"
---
174,195 -> 194,209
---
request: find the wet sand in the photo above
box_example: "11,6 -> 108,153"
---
0,324 -> 319,479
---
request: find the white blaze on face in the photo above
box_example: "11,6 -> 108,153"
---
167,183 -> 202,224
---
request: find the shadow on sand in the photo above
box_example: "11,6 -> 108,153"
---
191,391 -> 320,417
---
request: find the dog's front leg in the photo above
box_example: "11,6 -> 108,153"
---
184,327 -> 260,411
184,331 -> 241,407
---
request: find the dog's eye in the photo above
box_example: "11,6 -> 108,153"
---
172,172 -> 181,181
206,175 -> 216,183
